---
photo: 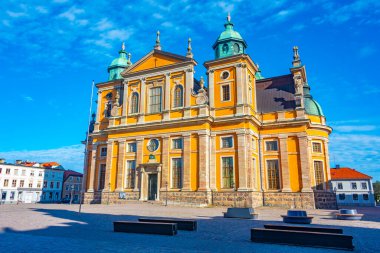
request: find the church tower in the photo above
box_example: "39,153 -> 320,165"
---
212,13 -> 247,59
107,42 -> 132,81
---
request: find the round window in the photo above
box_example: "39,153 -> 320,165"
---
221,71 -> 230,80
147,139 -> 159,152
233,43 -> 240,53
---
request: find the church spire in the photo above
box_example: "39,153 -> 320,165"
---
154,30 -> 161,50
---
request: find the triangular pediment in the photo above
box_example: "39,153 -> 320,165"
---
121,50 -> 192,75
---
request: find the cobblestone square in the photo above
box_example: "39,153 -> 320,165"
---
0,203 -> 379,252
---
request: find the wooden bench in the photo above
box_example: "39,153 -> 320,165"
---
251,228 -> 354,250
113,221 -> 177,236
223,208 -> 258,219
138,218 -> 197,231
264,224 -> 343,234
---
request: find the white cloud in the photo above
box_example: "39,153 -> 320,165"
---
94,18 -> 113,31
291,24 -> 305,31
22,95 -> 34,102
6,10 -> 27,18
105,29 -> 134,41
0,144 -> 85,173
58,6 -> 84,21
36,6 -> 48,14
334,125 -> 376,133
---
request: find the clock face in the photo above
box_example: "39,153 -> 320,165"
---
233,43 -> 240,53
147,139 -> 159,152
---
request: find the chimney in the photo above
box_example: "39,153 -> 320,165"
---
335,164 -> 340,169
0,158 -> 5,164
16,160 -> 22,165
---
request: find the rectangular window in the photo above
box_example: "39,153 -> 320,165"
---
312,142 -> 322,153
39,171 -> 43,177
99,164 -> 106,190
267,160 -> 280,190
22,170 -> 26,176
0,168 -> 2,174
29,182 -> 33,188
100,147 -> 107,157
351,182 -> 357,190
4,179 -> 9,187
149,87 -> 162,113
222,85 -> 230,101
66,185 -> 69,191
265,141 -> 278,151
127,143 -> 137,152
222,157 -> 234,188
10,191 -> 15,200
6,168 -> 10,174
14,169 -> 19,175
221,136 -> 233,148
50,182 -> 54,189
20,180 -> 24,187
56,182 -> 60,189
172,138 -> 183,149
361,182 -> 367,189
30,170 -> 34,176
353,194 -> 358,201
43,181 -> 47,188
337,182 -> 343,189
363,194 -> 369,200
252,139 -> 256,150
171,158 -> 183,188
125,160 -> 136,189
37,182 -> 41,188
12,180 -> 17,187
314,161 -> 324,190
339,193 -> 345,200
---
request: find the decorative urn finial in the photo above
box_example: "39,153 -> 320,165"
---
154,30 -> 161,50
292,46 -> 301,67
186,37 -> 193,58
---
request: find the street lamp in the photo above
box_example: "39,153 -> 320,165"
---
70,185 -> 74,205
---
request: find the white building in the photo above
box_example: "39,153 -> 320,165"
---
0,159 -> 44,203
330,166 -> 375,207
0,159 -> 65,204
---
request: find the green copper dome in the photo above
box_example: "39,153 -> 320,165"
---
303,83 -> 324,116
107,42 -> 132,81
255,64 -> 264,80
213,14 -> 247,59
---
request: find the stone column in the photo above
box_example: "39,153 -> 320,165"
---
182,133 -> 192,190
236,64 -> 243,105
96,91 -> 102,122
299,135 -> 312,192
88,144 -> 97,192
208,70 -> 214,108
160,135 -> 170,190
184,68 -> 193,118
163,73 -> 171,120
237,131 -> 249,191
198,131 -> 210,191
139,167 -> 146,200
157,166 -> 162,200
116,140 -> 126,191
209,133 -> 217,190
104,141 -> 114,192
247,134 -> 256,190
138,78 -> 146,123
121,80 -> 128,125
279,135 -> 292,192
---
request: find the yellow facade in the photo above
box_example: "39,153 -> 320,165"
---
83,18 -> 333,209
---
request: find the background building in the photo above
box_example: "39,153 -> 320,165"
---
40,162 -> 64,203
83,15 -> 335,209
62,170 -> 83,203
331,166 -> 376,207
0,159 -> 44,204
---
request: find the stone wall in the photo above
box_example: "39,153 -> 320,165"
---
83,191 -> 139,204
263,192 -> 316,209
211,191 -> 263,208
159,191 -> 209,207
314,191 -> 337,209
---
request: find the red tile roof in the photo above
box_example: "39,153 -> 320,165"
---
330,167 -> 372,180
42,162 -> 60,167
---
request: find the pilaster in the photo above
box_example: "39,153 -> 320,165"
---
184,68 -> 193,118
138,78 -> 145,123
160,135 -> 170,190
121,80 -> 128,125
237,131 -> 249,191
134,138 -> 144,192
209,133 -> 217,190
299,135 -> 312,192
163,73 -> 171,120
198,131 -> 210,191
104,141 -> 114,192
323,140 -> 331,188
279,134 -> 291,192
88,144 -> 98,192
208,70 -> 214,108
116,140 -> 126,191
182,133 -> 191,190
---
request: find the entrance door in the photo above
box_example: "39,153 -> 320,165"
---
148,174 -> 158,200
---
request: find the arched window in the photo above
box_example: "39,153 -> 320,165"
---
173,85 -> 183,108
130,92 -> 139,114
222,43 -> 229,54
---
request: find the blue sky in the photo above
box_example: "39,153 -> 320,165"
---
0,0 -> 379,180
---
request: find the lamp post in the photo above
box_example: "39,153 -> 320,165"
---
70,185 -> 74,205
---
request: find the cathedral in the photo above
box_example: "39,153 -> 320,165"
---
83,15 -> 336,209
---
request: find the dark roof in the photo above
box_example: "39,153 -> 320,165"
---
63,170 -> 83,181
256,74 -> 296,113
